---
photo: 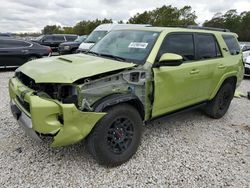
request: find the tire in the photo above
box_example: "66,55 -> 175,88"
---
205,82 -> 235,119
86,104 -> 142,166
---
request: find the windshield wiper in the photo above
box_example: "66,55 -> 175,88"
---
85,51 -> 100,56
85,40 -> 96,43
98,53 -> 127,62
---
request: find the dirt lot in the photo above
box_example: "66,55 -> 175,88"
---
0,71 -> 249,188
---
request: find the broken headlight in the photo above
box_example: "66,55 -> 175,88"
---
58,85 -> 78,105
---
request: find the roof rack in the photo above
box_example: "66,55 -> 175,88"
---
187,25 -> 230,32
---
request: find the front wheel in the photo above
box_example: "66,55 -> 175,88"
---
205,82 -> 235,119
86,104 -> 142,166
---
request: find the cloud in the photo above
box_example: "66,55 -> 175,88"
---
0,0 -> 249,33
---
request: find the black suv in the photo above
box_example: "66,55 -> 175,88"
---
0,37 -> 52,67
32,34 -> 78,52
58,35 -> 88,55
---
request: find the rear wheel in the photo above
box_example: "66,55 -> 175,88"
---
205,82 -> 235,119
86,104 -> 142,166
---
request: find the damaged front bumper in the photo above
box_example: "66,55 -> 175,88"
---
9,77 -> 106,147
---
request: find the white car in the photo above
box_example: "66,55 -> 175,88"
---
245,55 -> 250,76
78,24 -> 151,52
241,44 -> 250,63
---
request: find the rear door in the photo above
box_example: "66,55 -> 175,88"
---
192,33 -> 224,101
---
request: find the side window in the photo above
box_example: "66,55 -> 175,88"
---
222,35 -> 240,55
65,35 -> 77,41
196,34 -> 221,59
247,46 -> 250,51
53,35 -> 65,41
44,35 -> 53,42
0,39 -> 31,48
158,33 -> 195,61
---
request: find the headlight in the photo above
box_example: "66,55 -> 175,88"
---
64,46 -> 71,50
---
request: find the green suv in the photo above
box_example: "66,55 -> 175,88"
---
9,26 -> 244,166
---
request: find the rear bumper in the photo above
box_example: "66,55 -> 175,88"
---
9,77 -> 106,147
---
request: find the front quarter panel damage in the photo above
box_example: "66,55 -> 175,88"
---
77,68 -> 150,118
51,104 -> 106,147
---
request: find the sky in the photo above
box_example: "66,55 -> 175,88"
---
0,0 -> 249,33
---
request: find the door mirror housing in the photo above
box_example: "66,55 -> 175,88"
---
154,53 -> 183,67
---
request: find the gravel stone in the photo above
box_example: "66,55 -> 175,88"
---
0,71 -> 250,188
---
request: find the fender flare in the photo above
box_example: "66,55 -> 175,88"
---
92,93 -> 145,119
209,71 -> 237,100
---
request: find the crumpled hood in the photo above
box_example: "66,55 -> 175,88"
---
18,54 -> 136,83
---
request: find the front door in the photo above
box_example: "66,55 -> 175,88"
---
152,32 -> 222,118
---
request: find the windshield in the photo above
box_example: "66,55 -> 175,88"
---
84,31 -> 107,43
89,30 -> 159,65
75,35 -> 87,43
34,35 -> 44,41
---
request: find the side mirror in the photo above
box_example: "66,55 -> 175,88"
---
154,53 -> 183,67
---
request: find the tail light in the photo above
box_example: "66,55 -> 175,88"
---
48,47 -> 52,57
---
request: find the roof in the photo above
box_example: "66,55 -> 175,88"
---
116,26 -> 237,36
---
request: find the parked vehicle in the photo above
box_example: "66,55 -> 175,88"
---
9,26 -> 244,166
58,35 -> 88,55
240,44 -> 250,76
77,24 -> 150,52
240,43 -> 250,62
0,37 -> 52,67
245,55 -> 250,76
32,34 -> 78,52
0,33 -> 12,37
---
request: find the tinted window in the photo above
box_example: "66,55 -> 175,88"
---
53,35 -> 65,41
44,35 -> 53,42
65,35 -> 77,41
0,39 -> 31,48
159,34 -> 195,61
222,35 -> 240,55
196,34 -> 221,59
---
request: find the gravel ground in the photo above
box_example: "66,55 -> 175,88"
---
0,70 -> 249,188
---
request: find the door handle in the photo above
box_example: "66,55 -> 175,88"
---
218,64 -> 226,69
190,69 -> 200,74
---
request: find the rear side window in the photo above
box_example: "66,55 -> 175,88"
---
65,35 -> 77,41
0,39 -> 31,48
196,34 -> 221,59
44,35 -> 53,42
53,35 -> 65,41
222,35 -> 240,55
158,34 -> 195,61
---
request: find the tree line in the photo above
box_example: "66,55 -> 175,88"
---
41,5 -> 250,41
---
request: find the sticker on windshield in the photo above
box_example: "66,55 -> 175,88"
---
128,42 -> 148,49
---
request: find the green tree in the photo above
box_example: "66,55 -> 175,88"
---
128,5 -> 197,26
42,25 -> 63,34
203,10 -> 250,41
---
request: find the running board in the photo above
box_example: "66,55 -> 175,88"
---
146,101 -> 207,125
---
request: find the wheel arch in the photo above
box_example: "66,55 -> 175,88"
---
210,73 -> 237,100
92,93 -> 145,120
